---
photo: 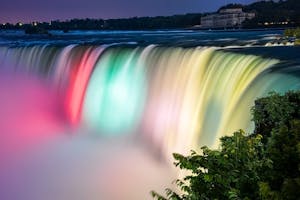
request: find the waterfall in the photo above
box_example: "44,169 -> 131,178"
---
1,45 -> 300,158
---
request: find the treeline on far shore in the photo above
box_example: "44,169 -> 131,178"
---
0,0 -> 299,31
0,14 -> 202,31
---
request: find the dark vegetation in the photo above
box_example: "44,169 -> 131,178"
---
0,14 -> 202,32
0,0 -> 299,31
284,27 -> 300,38
242,0 -> 300,28
219,0 -> 300,28
152,91 -> 300,200
284,27 -> 300,45
24,26 -> 50,35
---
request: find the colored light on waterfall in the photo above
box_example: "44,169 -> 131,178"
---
66,47 -> 105,125
2,44 -> 300,160
82,48 -> 146,135
141,47 -> 215,156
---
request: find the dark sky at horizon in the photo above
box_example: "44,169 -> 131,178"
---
0,0 -> 257,23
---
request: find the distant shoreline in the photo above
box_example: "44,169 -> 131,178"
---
1,0 -> 299,33
186,27 -> 286,32
0,27 -> 288,32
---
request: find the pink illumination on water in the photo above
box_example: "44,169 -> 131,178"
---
0,72 -> 67,178
65,47 -> 104,125
0,71 -> 175,200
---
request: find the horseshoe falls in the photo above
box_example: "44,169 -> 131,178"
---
0,43 -> 300,200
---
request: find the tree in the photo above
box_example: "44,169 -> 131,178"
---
260,120 -> 300,200
243,0 -> 300,28
252,91 -> 300,199
284,28 -> 300,38
251,91 -> 299,143
151,130 -> 271,200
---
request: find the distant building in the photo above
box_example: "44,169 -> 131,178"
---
201,8 -> 255,29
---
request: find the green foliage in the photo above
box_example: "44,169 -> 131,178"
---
259,182 -> 280,200
153,91 -> 300,200
284,28 -> 300,38
260,120 -> 300,199
252,91 -> 300,142
284,28 -> 300,45
152,130 -> 271,200
252,91 -> 300,199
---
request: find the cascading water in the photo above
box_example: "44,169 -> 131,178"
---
1,44 -> 300,200
1,45 -> 300,157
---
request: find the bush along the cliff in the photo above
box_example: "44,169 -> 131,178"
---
284,28 -> 300,45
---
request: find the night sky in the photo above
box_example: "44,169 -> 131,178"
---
0,0 -> 256,23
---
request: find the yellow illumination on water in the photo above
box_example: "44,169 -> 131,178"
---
139,46 -> 281,158
3,44 -> 300,162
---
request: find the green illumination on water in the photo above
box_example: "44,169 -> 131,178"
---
82,48 -> 146,135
